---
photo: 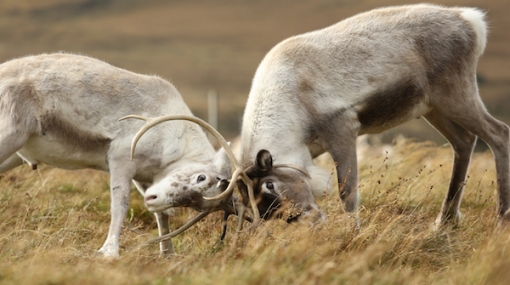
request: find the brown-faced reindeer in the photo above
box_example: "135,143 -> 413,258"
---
0,53 -> 237,258
236,4 -> 510,225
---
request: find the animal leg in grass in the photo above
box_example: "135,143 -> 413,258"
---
98,160 -> 137,258
133,181 -> 174,256
424,110 -> 476,226
155,211 -> 174,256
318,118 -> 359,213
431,86 -> 510,221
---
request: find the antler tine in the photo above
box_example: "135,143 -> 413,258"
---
241,174 -> 261,228
145,210 -> 211,244
203,168 -> 243,201
273,164 -> 311,179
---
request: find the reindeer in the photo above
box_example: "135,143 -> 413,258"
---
233,4 -> 510,226
0,52 -> 238,258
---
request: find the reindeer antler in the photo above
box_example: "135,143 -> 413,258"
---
119,114 -> 261,228
273,164 -> 311,179
144,210 -> 212,244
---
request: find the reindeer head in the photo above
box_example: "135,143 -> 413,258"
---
144,146 -> 235,213
119,114 -> 240,215
238,150 -> 325,223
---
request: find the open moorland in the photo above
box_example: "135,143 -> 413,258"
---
1,139 -> 510,284
1,0 -> 510,284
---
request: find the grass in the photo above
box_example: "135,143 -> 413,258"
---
1,139 -> 509,284
0,1 -> 509,284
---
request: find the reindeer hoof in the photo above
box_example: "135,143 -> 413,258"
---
97,243 -> 120,259
158,241 -> 175,258
96,249 -> 119,260
348,213 -> 360,231
497,209 -> 510,227
504,209 -> 510,219
433,210 -> 462,231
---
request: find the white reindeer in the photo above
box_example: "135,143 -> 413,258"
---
0,53 -> 236,258
235,4 -> 510,225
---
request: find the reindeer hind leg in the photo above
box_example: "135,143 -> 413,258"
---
0,153 -> 24,173
431,85 -> 510,220
424,110 -> 477,227
0,119 -> 30,173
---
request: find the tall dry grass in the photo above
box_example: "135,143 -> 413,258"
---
1,139 -> 509,284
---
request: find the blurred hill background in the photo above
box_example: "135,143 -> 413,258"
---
1,0 -> 508,145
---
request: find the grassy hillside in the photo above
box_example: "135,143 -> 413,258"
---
0,0 -> 508,139
1,140 -> 509,284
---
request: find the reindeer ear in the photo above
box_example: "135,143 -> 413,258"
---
245,149 -> 273,178
213,142 -> 232,177
255,149 -> 273,172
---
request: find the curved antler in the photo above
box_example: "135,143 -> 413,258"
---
145,200 -> 254,245
118,114 -> 237,164
145,210 -> 211,244
119,114 -> 261,227
119,114 -> 240,200
273,164 -> 311,179
205,167 -> 244,201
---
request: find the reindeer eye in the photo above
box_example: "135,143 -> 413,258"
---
197,175 -> 206,183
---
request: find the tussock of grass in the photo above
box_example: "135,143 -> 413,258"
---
0,139 -> 508,284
